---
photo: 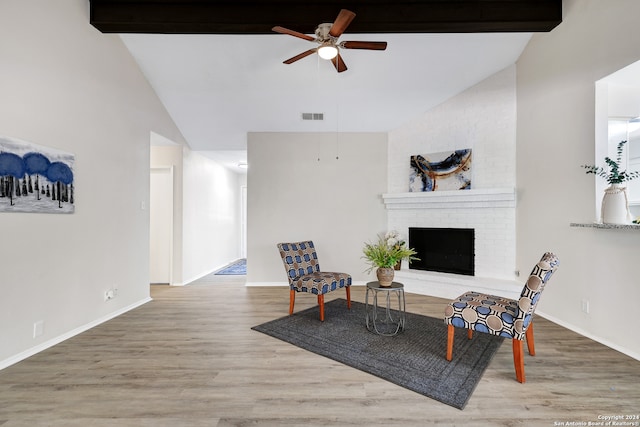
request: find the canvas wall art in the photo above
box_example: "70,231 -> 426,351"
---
0,135 -> 75,213
409,149 -> 472,192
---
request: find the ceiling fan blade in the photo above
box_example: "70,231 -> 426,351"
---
272,26 -> 315,42
283,48 -> 317,64
341,41 -> 388,50
331,53 -> 347,73
329,9 -> 356,38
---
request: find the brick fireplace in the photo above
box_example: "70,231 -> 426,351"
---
383,188 -> 520,299
384,65 -> 519,299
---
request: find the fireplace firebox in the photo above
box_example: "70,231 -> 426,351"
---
408,227 -> 474,276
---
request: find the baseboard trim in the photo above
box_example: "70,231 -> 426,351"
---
245,281 -> 286,287
536,309 -> 640,362
0,297 -> 152,371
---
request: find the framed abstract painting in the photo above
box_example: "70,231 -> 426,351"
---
409,149 -> 472,192
0,135 -> 75,214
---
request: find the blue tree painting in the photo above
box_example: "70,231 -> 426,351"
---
24,152 -> 51,201
0,136 -> 75,213
409,149 -> 472,192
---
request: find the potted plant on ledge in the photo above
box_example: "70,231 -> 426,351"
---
362,231 -> 419,287
582,140 -> 640,224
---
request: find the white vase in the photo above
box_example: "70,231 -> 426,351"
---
601,184 -> 632,224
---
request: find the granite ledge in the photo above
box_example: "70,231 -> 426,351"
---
570,222 -> 640,230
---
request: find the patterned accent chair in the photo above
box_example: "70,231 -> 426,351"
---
444,252 -> 559,383
277,241 -> 352,321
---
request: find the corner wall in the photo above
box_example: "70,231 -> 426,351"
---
0,0 -> 187,368
516,0 -> 640,359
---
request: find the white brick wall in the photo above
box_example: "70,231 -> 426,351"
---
386,66 -> 519,298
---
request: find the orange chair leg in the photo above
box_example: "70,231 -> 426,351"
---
446,325 -> 454,361
468,329 -> 474,339
289,290 -> 295,315
317,294 -> 325,322
345,286 -> 351,309
513,338 -> 526,383
525,322 -> 536,356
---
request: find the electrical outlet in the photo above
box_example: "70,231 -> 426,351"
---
581,299 -> 590,314
104,287 -> 119,301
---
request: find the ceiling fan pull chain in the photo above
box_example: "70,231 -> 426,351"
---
335,103 -> 340,160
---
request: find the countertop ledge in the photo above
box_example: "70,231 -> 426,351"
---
570,222 -> 640,230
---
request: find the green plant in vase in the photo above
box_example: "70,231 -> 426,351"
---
582,140 -> 640,184
362,231 -> 419,286
582,140 -> 640,224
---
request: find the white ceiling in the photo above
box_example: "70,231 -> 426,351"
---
120,31 -> 533,172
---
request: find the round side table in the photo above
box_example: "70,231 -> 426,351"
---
365,281 -> 406,336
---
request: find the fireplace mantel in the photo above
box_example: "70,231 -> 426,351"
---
383,187 -> 517,296
382,188 -> 515,209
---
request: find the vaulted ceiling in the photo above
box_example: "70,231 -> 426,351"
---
89,1 -> 562,171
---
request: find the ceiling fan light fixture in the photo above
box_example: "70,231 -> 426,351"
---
318,43 -> 338,60
273,9 -> 385,72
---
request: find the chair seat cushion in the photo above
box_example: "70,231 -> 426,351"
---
444,291 -> 522,339
290,272 -> 351,295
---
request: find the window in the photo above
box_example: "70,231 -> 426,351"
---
596,60 -> 640,218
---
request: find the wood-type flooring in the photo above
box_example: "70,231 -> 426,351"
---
1,275 -> 638,426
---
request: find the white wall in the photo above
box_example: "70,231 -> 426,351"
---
388,66 -> 517,283
0,0 -> 188,368
151,145 -> 244,285
182,149 -> 243,284
246,132 -> 388,285
389,65 -> 517,194
516,0 -> 640,359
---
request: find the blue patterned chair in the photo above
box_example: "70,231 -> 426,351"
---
444,252 -> 559,383
277,241 -> 351,321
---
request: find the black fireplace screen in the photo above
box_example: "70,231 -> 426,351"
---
408,227 -> 474,276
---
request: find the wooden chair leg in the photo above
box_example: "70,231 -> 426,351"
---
468,329 -> 474,339
525,322 -> 536,356
513,338 -> 526,383
317,294 -> 325,321
446,325 -> 454,361
289,290 -> 295,315
345,286 -> 351,309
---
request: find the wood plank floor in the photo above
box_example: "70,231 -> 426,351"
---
1,275 -> 638,426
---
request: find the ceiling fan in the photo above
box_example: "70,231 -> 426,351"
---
272,9 -> 387,73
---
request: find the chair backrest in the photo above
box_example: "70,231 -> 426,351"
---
515,252 -> 559,337
277,241 -> 321,285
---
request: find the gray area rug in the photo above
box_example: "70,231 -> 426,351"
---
252,298 -> 503,409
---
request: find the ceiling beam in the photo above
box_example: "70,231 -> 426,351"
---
89,0 -> 562,34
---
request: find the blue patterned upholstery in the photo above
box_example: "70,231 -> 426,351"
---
277,241 -> 351,321
444,252 -> 559,382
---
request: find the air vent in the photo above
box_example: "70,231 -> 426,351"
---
302,112 -> 324,121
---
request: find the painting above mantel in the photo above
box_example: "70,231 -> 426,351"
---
409,149 -> 472,192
